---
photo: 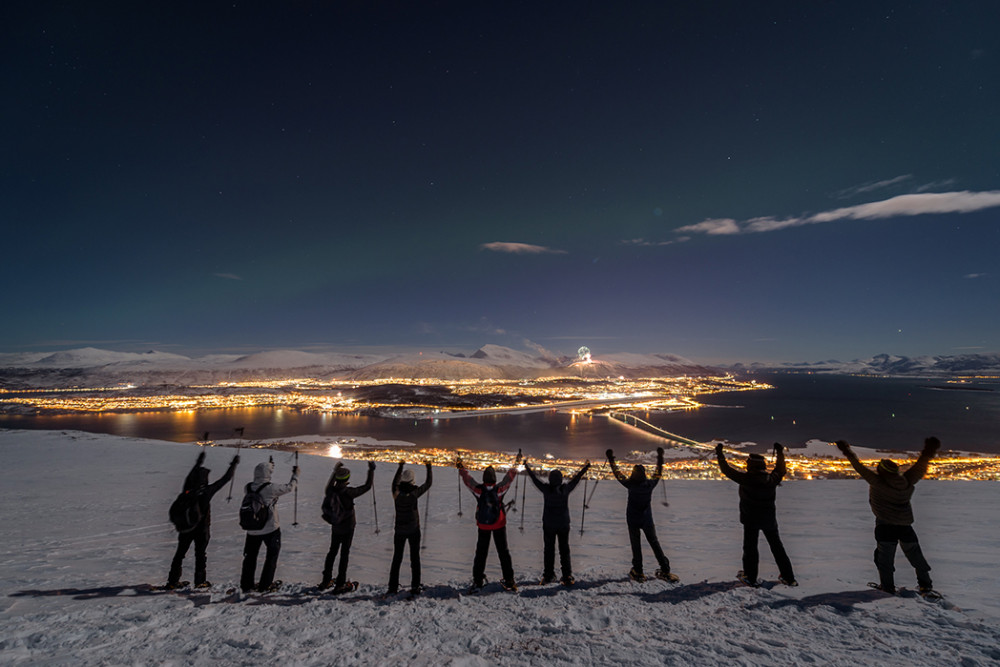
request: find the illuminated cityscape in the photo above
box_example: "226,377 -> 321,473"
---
7,373 -> 991,480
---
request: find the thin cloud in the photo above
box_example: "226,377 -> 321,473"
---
677,190 -> 1000,237
620,237 -> 690,246
214,273 -> 243,280
480,242 -> 567,255
915,178 -> 958,193
833,175 -> 912,199
964,273 -> 987,279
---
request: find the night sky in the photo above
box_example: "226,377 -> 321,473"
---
3,2 -> 999,363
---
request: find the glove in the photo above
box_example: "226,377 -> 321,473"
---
714,443 -> 723,456
924,437 -> 941,454
656,447 -> 664,457
606,449 -> 614,460
231,455 -> 240,466
368,461 -> 376,471
773,443 -> 783,454
292,466 -> 300,475
456,458 -> 465,470
516,449 -> 523,464
196,451 -> 206,464
835,440 -> 850,453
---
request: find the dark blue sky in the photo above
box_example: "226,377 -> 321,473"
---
3,1 -> 998,362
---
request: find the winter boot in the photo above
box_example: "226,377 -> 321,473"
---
560,575 -> 576,587
628,568 -> 647,582
778,576 -> 798,587
655,569 -> 679,583
737,571 -> 759,587
500,579 -> 518,592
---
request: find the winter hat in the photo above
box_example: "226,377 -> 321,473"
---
400,469 -> 415,484
747,454 -> 767,472
253,461 -> 273,484
877,459 -> 900,475
629,464 -> 647,482
548,469 -> 563,486
335,466 -> 351,482
482,466 -> 497,485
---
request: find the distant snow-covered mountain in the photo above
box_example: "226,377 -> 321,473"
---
733,352 -> 1000,377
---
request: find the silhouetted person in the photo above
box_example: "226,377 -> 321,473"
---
716,443 -> 796,587
458,452 -> 522,591
836,437 -> 940,594
320,460 -> 375,593
607,447 -> 678,583
388,460 -> 432,596
524,459 -> 590,585
166,450 -> 239,589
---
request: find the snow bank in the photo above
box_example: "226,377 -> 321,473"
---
1,429 -> 997,665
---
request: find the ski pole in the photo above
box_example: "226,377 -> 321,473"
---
510,461 -> 520,513
226,427 -> 244,502
579,478 -> 588,536
372,483 -> 380,535
518,466 -> 527,532
292,450 -> 299,527
457,469 -> 463,517
422,487 -> 430,550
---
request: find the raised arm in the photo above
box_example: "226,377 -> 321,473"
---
565,460 -> 591,493
346,461 -> 376,499
417,461 -> 433,495
524,461 -> 547,492
715,444 -> 743,483
391,460 -> 404,497
836,440 -> 878,483
606,449 -> 628,485
904,437 -> 940,484
205,454 -> 240,497
649,447 -> 665,484
457,461 -> 478,493
770,443 -> 786,482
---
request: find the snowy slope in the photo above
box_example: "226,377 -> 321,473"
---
1,430 -> 997,666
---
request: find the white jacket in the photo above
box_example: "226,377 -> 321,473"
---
245,460 -> 298,536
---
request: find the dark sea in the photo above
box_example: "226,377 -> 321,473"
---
2,375 -> 998,457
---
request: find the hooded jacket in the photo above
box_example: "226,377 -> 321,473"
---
460,465 -> 517,530
245,460 -> 298,536
391,462 -> 432,535
608,452 -> 664,526
844,447 -> 934,525
323,463 -> 375,533
182,457 -> 238,530
525,462 -> 590,531
717,449 -> 785,529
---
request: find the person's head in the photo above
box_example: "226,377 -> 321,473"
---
253,461 -> 273,484
483,466 -> 497,485
335,466 -> 351,484
877,459 -> 900,477
548,469 -> 563,486
629,464 -> 647,482
400,469 -> 415,485
184,466 -> 209,491
746,453 -> 767,473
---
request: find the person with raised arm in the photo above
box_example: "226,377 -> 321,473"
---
387,460 -> 432,596
606,447 -> 678,583
836,437 -> 941,596
239,458 -> 298,593
716,443 -> 796,587
523,458 -> 590,586
319,460 -> 375,594
458,452 -> 522,592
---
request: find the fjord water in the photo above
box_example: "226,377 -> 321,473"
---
1,375 -> 997,455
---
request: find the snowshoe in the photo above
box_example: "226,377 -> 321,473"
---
468,577 -> 488,593
918,586 -> 943,600
409,584 -> 424,597
194,581 -> 212,589
500,579 -> 518,592
628,568 -> 647,583
538,574 -> 556,585
332,581 -> 359,595
317,580 -> 333,591
867,582 -> 896,594
655,569 -> 679,583
162,580 -> 189,591
559,575 -> 576,587
778,576 -> 798,587
259,580 -> 283,594
736,571 -> 760,588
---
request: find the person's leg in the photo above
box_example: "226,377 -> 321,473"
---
897,525 -> 933,588
473,529 -> 491,585
322,529 -> 342,586
409,531 -> 422,592
257,529 -> 282,590
873,524 -> 899,591
193,527 -> 210,585
335,530 -> 355,588
542,528 -> 556,580
627,523 -> 644,575
742,525 -> 761,582
762,526 -> 794,582
240,533 -> 264,591
642,520 -> 671,573
167,531 -> 195,586
557,528 -> 572,579
493,527 -> 515,584
388,532 -> 406,593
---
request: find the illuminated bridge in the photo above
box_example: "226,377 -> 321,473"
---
607,411 -> 716,453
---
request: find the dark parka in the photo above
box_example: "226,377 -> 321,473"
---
323,463 -> 375,534
717,449 -> 785,530
608,450 -> 664,526
391,463 -> 432,535
524,462 -> 591,531
842,443 -> 935,526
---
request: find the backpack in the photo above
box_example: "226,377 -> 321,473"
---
475,485 -> 501,525
321,489 -> 349,526
238,482 -> 271,530
168,488 -> 204,533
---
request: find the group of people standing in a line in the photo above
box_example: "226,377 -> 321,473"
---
166,436 -> 942,598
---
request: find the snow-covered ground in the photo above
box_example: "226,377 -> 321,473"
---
1,429 -> 997,666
